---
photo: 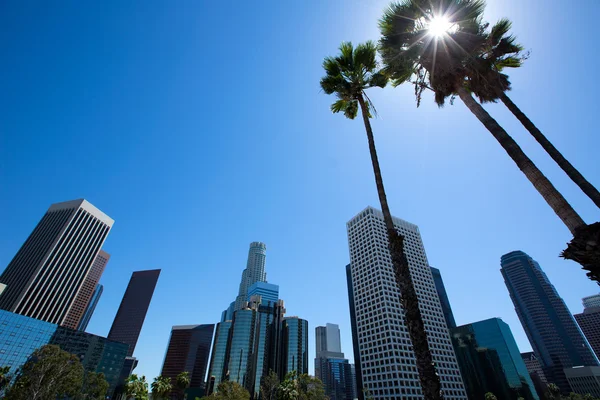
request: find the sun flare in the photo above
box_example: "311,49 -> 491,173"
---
428,16 -> 454,38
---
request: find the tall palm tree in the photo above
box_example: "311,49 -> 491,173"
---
379,0 -> 599,283
466,18 -> 600,209
320,41 -> 444,400
151,375 -> 173,400
175,371 -> 190,400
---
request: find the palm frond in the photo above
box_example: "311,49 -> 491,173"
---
489,18 -> 512,46
354,41 -> 378,72
343,100 -> 359,119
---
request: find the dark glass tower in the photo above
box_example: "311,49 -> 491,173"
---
160,324 -> 215,398
280,317 -> 308,377
345,263 -> 364,400
77,283 -> 103,331
430,266 -> 457,329
501,251 -> 598,393
0,199 -> 113,326
108,269 -> 160,357
451,318 -> 538,400
207,321 -> 233,392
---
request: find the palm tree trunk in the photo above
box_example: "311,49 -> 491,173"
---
357,94 -> 444,400
498,91 -> 600,209
456,87 -> 585,235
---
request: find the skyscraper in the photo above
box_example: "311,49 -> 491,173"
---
575,296 -> 600,361
207,321 -> 232,392
451,318 -> 538,400
501,251 -> 598,393
247,282 -> 279,304
430,266 -> 457,329
315,323 -> 355,400
0,199 -> 113,326
64,250 -> 110,329
77,284 -> 103,332
316,323 -> 342,356
280,317 -> 308,377
160,324 -> 215,398
234,242 -> 267,311
346,263 -> 364,400
346,207 -> 467,400
108,269 -> 160,357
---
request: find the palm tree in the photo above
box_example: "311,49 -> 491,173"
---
151,375 -> 173,400
320,41 -> 444,400
379,0 -> 600,283
175,371 -> 191,400
466,18 -> 600,209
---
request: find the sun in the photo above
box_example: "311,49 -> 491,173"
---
428,15 -> 454,37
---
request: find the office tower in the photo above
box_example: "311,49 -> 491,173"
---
501,251 -> 598,394
583,294 -> 600,310
430,266 -> 457,329
234,242 -> 267,311
78,284 -> 103,331
315,323 -> 355,400
0,309 -> 128,398
108,269 -> 160,357
0,199 -> 113,326
346,207 -> 467,400
575,302 -> 600,361
64,250 -> 110,329
207,321 -> 233,392
451,318 -> 538,400
346,264 -> 364,400
221,301 -> 235,323
160,324 -> 215,398
521,352 -> 549,400
280,317 -> 308,377
564,367 -> 600,398
247,282 -> 279,304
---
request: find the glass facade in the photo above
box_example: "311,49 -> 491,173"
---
280,317 -> 308,376
78,283 -> 103,332
207,321 -> 232,391
452,318 -> 538,400
430,266 -> 457,329
226,309 -> 257,387
0,309 -> 128,398
247,282 -> 279,305
501,251 -> 598,393
317,357 -> 354,400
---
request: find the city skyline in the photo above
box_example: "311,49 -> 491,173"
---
1,0 -> 599,383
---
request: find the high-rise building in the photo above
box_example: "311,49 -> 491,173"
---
77,284 -> 103,332
430,266 -> 457,329
160,324 -> 215,398
346,264 -> 364,400
64,250 -> 110,329
564,366 -> 600,398
346,207 -> 467,400
575,304 -> 600,362
451,318 -> 538,400
207,321 -> 233,392
521,352 -> 549,400
234,242 -> 267,311
280,317 -> 308,377
0,199 -> 113,326
108,269 -> 160,357
583,294 -> 600,310
501,251 -> 598,393
315,323 -> 355,400
247,282 -> 279,304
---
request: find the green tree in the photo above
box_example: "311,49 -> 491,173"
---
260,370 -> 280,400
465,18 -> 600,210
485,393 -> 498,400
176,371 -> 191,399
5,344 -> 84,400
207,380 -> 250,400
379,0 -> 599,283
124,374 -> 149,400
320,40 -> 444,400
546,383 -> 561,400
77,371 -> 109,400
296,374 -> 326,400
152,375 -> 173,400
0,366 -> 13,398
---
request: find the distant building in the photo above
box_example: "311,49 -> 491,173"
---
314,323 -> 354,400
77,284 -> 103,332
108,269 -> 160,357
451,318 -> 538,400
564,366 -> 600,398
345,264 -> 363,400
160,324 -> 215,399
0,309 -> 128,397
0,199 -> 113,326
501,251 -> 598,393
280,317 -> 308,377
64,250 -> 110,330
346,207 -> 467,400
521,351 -> 549,398
430,266 -> 457,329
583,294 -> 600,310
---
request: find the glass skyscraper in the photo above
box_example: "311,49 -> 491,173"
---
78,283 -> 103,332
234,242 -> 267,311
430,266 -> 457,329
501,251 -> 598,393
451,318 -> 538,400
247,281 -> 279,305
207,320 -> 232,392
315,323 -> 355,400
280,317 -> 308,376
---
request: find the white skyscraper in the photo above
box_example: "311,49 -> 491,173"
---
234,242 -> 267,311
347,207 -> 466,400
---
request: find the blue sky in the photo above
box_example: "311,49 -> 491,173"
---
1,0 -> 599,381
